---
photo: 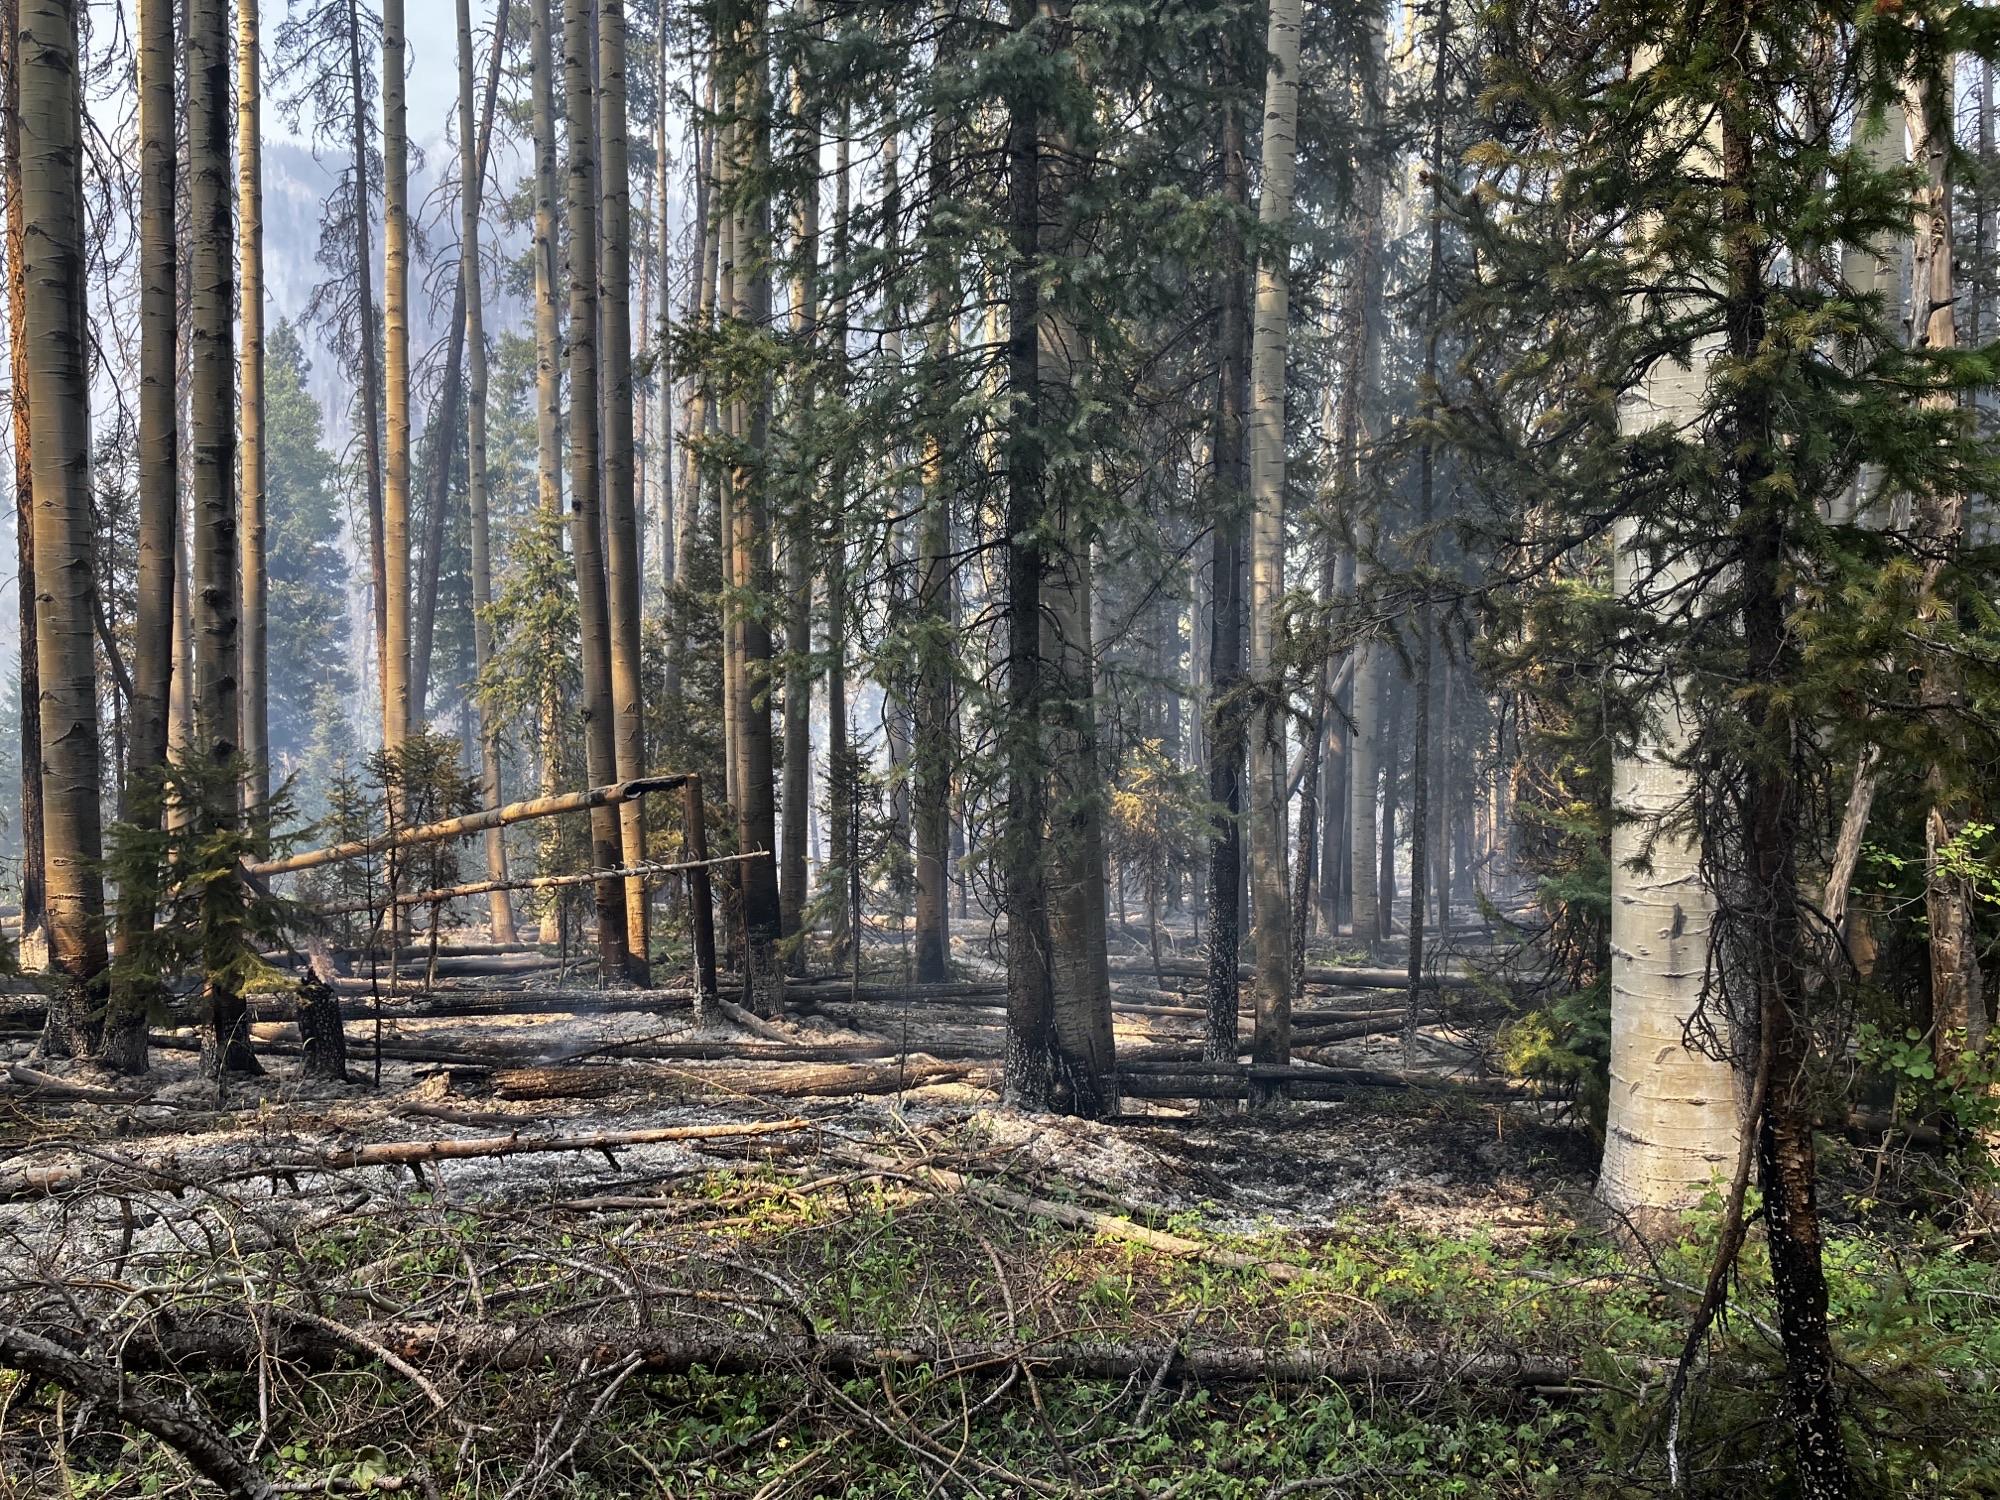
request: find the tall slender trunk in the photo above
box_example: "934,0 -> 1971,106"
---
1907,59 -> 1985,1064
106,0 -> 181,1071
190,0 -> 257,1075
1597,50 -> 1739,1220
1401,0 -> 1451,1067
344,0 -> 387,741
1202,32 -> 1250,1066
912,108 -> 953,985
1377,689 -> 1399,931
825,114 -> 855,959
668,73 -> 717,717
19,0 -> 104,1047
1246,0 -> 1304,1093
458,0 -> 517,945
1720,22 -> 1845,1487
237,0 -> 267,814
564,0 -> 630,982
596,0 -> 650,983
781,26 -> 820,972
724,0 -> 783,1013
1004,0 -> 1057,1107
380,0 -> 413,747
530,0 -> 565,946
411,3 -> 509,720
2,0 -> 46,965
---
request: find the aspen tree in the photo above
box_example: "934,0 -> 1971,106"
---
1246,0 -> 1304,1090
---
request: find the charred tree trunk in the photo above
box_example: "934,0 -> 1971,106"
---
1202,29 -> 1250,1068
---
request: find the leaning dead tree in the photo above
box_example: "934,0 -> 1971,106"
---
252,774 -> 725,1001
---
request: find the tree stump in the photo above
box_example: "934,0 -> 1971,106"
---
297,970 -> 349,1082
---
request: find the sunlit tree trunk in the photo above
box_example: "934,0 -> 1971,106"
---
344,0 -> 387,740
530,0 -> 565,947
1245,0 -> 1303,1093
380,0 -> 412,748
19,0 -> 104,1049
2,0 -> 47,970
564,0 -> 630,981
237,0 -> 267,814
598,0 -> 650,983
458,0 -> 517,945
190,0 -> 257,1075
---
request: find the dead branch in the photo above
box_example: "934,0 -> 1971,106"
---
0,1321 -> 274,1500
0,1118 -> 815,1200
81,1313 -> 1659,1393
251,775 -> 691,877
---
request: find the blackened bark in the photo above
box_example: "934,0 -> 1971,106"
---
1203,40 -> 1250,1068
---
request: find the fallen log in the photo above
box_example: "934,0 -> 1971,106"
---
0,1322 -> 273,1500
0,1118 -> 815,1200
491,1059 -> 980,1102
1112,1062 -> 1525,1103
311,851 -> 768,918
252,774 -> 693,877
1113,958 -> 1492,992
92,1314 -> 1656,1393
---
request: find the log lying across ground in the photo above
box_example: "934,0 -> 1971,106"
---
1113,1062 -> 1525,1103
68,1314 -> 1657,1394
1112,958 -> 1495,992
0,1118 -> 815,1201
491,1058 -> 981,1102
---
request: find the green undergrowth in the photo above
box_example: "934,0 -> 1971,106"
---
6,1130 -> 2000,1497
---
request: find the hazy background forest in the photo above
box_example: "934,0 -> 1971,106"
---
3,0 -> 2000,1495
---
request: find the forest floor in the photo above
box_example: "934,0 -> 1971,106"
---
1,938 -> 1997,1498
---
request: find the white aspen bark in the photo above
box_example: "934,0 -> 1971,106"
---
1596,49 -> 1743,1221
1246,0 -> 1303,1082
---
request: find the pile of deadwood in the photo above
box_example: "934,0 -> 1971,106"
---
0,1093 -> 1666,1500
